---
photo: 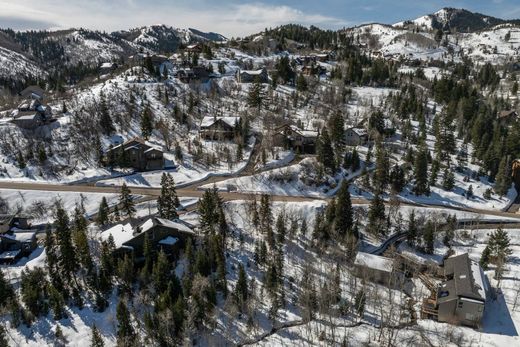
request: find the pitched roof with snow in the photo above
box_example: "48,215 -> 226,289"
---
354,252 -> 394,273
200,116 -> 240,128
101,217 -> 194,250
348,127 -> 368,137
100,222 -> 135,249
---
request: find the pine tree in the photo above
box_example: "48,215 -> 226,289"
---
96,197 -> 110,226
423,221 -> 435,254
442,168 -> 455,191
141,106 -> 154,140
152,250 -> 170,294
495,157 -> 512,196
72,205 -> 93,274
373,140 -> 389,192
389,163 -> 405,193
99,93 -> 115,135
54,203 -> 78,282
38,146 -> 47,164
17,150 -> 26,169
157,173 -> 180,219
247,77 -> 266,109
116,300 -> 134,343
0,269 -> 15,309
480,246 -> 491,270
119,183 -> 135,218
317,128 -> 336,173
334,180 -> 353,237
350,148 -> 360,172
90,324 -> 104,347
466,185 -> 474,199
367,190 -> 386,236
234,263 -> 248,310
407,210 -> 418,247
199,188 -> 220,233
327,112 -> 345,146
413,145 -> 429,196
488,227 -> 513,262
296,73 -> 308,92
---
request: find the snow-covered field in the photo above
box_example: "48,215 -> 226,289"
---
0,189 -> 121,223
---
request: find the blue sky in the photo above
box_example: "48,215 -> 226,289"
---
0,0 -> 519,37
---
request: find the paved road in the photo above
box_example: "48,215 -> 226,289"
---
2,180 -> 520,222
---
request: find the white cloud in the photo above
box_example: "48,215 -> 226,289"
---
0,1 -> 349,36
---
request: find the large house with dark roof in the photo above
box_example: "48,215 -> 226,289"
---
106,138 -> 164,171
0,215 -> 37,264
272,124 -> 318,154
423,253 -> 488,327
345,127 -> 368,146
200,116 -> 241,140
236,68 -> 268,83
100,216 -> 195,261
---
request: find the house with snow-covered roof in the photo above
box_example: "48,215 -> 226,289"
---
200,116 -> 241,140
100,216 -> 195,261
272,123 -> 318,154
345,127 -> 368,146
11,88 -> 55,129
105,137 -> 164,171
0,214 -> 37,264
353,252 -> 404,286
236,67 -> 268,83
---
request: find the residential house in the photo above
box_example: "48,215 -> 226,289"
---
236,68 -> 268,83
177,66 -> 209,83
436,254 -> 488,327
0,215 -> 37,264
100,216 -> 195,261
129,54 -> 171,73
200,116 -> 241,140
272,124 -> 318,154
186,43 -> 202,54
422,253 -> 488,327
345,127 -> 368,146
106,138 -> 164,171
20,85 -> 45,100
99,62 -> 117,74
10,96 -> 54,129
498,110 -> 518,126
353,252 -> 404,287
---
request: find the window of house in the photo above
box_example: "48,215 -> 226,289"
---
458,301 -> 463,308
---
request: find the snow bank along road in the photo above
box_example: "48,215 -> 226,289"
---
1,181 -> 520,222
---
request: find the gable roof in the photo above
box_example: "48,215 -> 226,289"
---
200,116 -> 241,128
110,137 -> 162,154
239,68 -> 266,76
348,127 -> 368,137
498,110 -> 518,119
440,253 -> 487,303
20,85 -> 45,99
275,124 -> 318,138
354,252 -> 394,273
100,216 -> 194,250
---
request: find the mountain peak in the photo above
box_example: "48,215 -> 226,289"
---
395,7 -> 520,33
